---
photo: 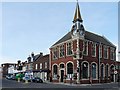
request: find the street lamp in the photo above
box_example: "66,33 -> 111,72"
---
118,51 -> 120,86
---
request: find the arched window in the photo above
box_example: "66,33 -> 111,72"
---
101,64 -> 104,79
106,65 -> 109,77
110,65 -> 114,70
53,65 -> 58,79
60,64 -> 64,68
110,65 -> 114,74
67,62 -> 73,79
82,62 -> 89,79
92,63 -> 97,79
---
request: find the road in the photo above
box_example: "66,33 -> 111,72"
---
1,78 -> 120,89
2,78 -> 73,88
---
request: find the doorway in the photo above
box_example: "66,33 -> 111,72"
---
111,74 -> 114,82
60,70 -> 64,82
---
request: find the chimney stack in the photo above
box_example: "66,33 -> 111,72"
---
27,55 -> 31,63
40,52 -> 43,57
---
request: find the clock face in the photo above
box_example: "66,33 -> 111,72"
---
80,30 -> 84,36
72,25 -> 77,36
73,30 -> 76,35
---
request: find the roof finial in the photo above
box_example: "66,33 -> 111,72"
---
73,0 -> 83,23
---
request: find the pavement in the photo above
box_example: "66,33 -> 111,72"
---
45,81 -> 120,88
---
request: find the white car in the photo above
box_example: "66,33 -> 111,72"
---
22,77 -> 31,82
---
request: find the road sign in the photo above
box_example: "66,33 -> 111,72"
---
114,70 -> 117,74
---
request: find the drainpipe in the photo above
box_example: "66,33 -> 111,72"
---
97,42 -> 101,83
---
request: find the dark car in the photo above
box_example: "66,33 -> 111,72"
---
6,75 -> 12,80
32,77 -> 43,83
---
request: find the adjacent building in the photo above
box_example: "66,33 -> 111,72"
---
33,53 -> 50,81
50,2 -> 117,84
1,63 -> 17,77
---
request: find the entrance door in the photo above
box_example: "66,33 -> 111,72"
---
60,70 -> 64,82
111,74 -> 114,82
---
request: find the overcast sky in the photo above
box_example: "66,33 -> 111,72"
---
1,1 -> 119,65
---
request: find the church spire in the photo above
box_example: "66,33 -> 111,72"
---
73,0 -> 83,23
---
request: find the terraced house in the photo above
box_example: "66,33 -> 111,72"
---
32,53 -> 50,82
49,2 -> 117,84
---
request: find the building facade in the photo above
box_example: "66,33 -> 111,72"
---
50,2 -> 117,84
33,53 -> 50,82
1,63 -> 17,77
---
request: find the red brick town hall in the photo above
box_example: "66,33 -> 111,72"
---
50,2 -> 118,84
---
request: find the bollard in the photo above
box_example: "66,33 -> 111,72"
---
18,78 -> 20,82
70,78 -> 72,84
25,79 -> 28,83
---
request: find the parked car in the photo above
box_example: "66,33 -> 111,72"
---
22,76 -> 31,82
6,75 -> 12,80
11,75 -> 16,80
32,77 -> 43,83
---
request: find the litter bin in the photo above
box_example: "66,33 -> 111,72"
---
50,77 -> 52,82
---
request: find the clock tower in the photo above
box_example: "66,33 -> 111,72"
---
71,1 -> 85,83
71,1 -> 85,40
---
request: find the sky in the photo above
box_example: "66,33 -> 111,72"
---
0,1 -> 119,65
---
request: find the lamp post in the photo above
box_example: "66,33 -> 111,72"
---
118,51 -> 120,86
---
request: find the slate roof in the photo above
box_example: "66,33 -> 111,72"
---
52,30 -> 116,48
34,54 -> 49,62
33,54 -> 40,61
